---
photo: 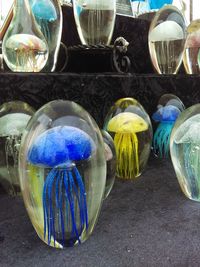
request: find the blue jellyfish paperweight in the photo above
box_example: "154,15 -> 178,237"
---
101,130 -> 116,199
0,101 -> 35,196
152,94 -> 184,158
170,104 -> 200,202
104,98 -> 152,180
19,100 -> 106,248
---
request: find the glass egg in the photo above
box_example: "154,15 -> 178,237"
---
103,98 -> 152,180
148,5 -> 187,74
0,101 -> 35,196
170,104 -> 200,202
101,130 -> 116,199
19,100 -> 106,248
152,94 -> 184,158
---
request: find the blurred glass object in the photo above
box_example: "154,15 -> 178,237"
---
73,0 -> 116,45
2,0 -> 49,72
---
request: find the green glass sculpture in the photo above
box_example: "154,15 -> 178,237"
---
0,101 -> 35,196
170,104 -> 200,202
2,0 -> 49,72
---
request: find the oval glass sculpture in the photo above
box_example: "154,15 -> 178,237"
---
152,94 -> 184,158
30,0 -> 63,72
148,5 -> 186,74
101,130 -> 116,199
73,0 -> 116,45
183,20 -> 200,74
2,0 -> 49,72
0,101 -> 35,196
104,98 -> 152,180
19,100 -> 106,248
170,104 -> 200,201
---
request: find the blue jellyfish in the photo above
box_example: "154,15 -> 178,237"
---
148,0 -> 173,10
152,105 -> 181,158
27,126 -> 95,246
31,0 -> 57,41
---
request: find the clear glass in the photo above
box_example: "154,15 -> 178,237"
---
183,20 -> 200,74
101,130 -> 116,199
73,0 -> 116,45
170,104 -> 200,202
0,101 -> 35,196
103,98 -> 152,180
148,5 -> 186,74
19,100 -> 106,248
29,0 -> 63,72
2,0 -> 49,72
152,94 -> 184,158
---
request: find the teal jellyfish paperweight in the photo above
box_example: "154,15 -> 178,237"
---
103,98 -> 152,180
101,130 -> 116,199
170,104 -> 200,202
152,94 -> 184,158
19,100 -> 106,248
0,101 -> 35,196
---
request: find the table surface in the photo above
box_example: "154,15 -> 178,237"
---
1,157 -> 200,267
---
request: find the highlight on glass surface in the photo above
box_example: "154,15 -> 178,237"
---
0,101 -> 35,196
148,5 -> 186,74
19,100 -> 106,248
2,0 -> 49,72
152,94 -> 184,158
101,130 -> 116,199
104,98 -> 152,180
170,104 -> 200,202
73,0 -> 116,45
30,0 -> 63,72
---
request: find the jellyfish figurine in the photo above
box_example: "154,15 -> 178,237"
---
107,112 -> 148,179
170,108 -> 200,202
152,105 -> 181,158
19,100 -> 106,248
0,101 -> 35,196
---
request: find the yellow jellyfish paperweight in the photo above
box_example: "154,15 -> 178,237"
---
104,98 -> 152,180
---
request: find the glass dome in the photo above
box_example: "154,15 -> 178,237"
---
103,98 -> 152,180
19,100 -> 106,248
0,101 -> 35,196
170,104 -> 200,202
152,94 -> 184,158
148,5 -> 187,74
101,130 -> 116,199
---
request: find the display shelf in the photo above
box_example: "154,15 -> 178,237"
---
0,72 -> 198,127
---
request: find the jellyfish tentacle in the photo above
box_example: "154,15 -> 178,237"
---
63,171 -> 81,244
73,166 -> 88,229
132,132 -> 139,177
42,168 -> 58,243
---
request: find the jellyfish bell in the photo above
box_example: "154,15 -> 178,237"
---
31,0 -> 57,22
170,106 -> 200,201
152,105 -> 181,122
104,98 -> 152,180
0,101 -> 35,196
19,100 -> 106,248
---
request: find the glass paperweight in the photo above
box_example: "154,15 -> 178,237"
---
183,20 -> 200,74
170,104 -> 200,202
73,0 -> 116,45
0,101 -> 35,196
152,94 -> 184,158
19,100 -> 106,248
148,5 -> 186,74
30,0 -> 63,72
2,0 -> 49,72
101,130 -> 116,199
103,98 -> 152,180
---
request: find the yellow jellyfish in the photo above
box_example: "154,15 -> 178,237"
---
107,112 -> 148,179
